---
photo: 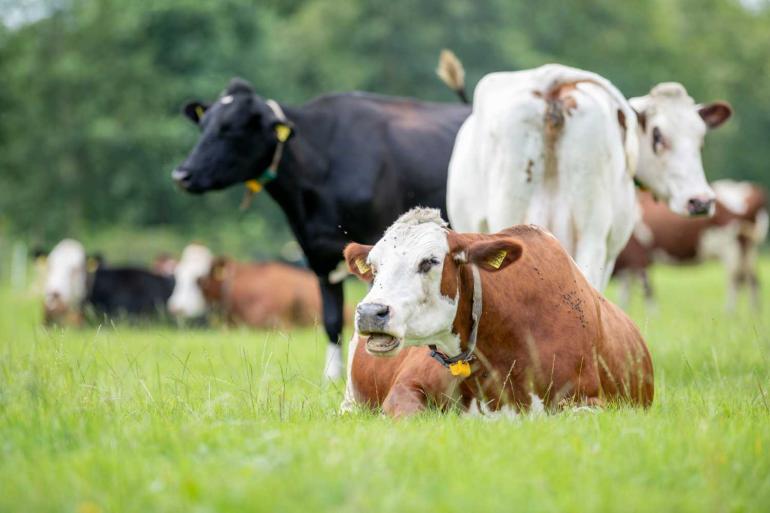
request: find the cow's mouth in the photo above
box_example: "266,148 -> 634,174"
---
365,334 -> 402,356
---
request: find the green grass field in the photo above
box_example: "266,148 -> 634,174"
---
1,261 -> 769,513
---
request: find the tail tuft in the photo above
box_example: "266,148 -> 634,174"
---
436,49 -> 468,103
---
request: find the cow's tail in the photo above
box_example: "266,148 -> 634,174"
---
437,49 -> 469,104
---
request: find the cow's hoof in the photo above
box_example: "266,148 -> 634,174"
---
324,342 -> 343,381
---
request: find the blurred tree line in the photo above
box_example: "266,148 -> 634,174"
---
0,0 -> 768,259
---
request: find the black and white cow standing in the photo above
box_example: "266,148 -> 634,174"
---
171,74 -> 470,379
43,239 -> 175,325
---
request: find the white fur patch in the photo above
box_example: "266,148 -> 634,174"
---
167,243 -> 214,318
712,179 -> 752,215
44,239 -> 87,310
220,95 -> 234,105
328,260 -> 349,284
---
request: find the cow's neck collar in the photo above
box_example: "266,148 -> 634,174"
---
241,99 -> 290,209
429,263 -> 482,378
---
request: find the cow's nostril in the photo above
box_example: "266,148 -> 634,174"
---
171,168 -> 191,185
356,302 -> 391,332
687,197 -> 714,216
375,305 -> 390,319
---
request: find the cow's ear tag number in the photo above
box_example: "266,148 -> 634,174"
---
355,258 -> 371,275
487,250 -> 507,269
449,360 -> 471,377
274,124 -> 292,143
194,105 -> 205,120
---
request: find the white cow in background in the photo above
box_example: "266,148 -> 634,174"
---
167,243 -> 214,319
446,63 -> 731,289
43,239 -> 88,323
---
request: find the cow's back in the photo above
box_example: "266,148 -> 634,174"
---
88,268 -> 174,318
448,64 -> 638,288
465,225 -> 653,407
226,262 -> 322,328
298,94 -> 470,241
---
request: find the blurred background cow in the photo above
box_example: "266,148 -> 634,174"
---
168,243 -> 323,329
614,181 -> 768,310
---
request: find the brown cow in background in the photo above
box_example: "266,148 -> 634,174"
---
167,243 -> 322,329
199,257 -> 322,329
614,180 -> 768,310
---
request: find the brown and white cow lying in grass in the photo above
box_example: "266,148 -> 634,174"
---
168,243 -> 322,330
614,180 -> 768,310
341,208 -> 653,417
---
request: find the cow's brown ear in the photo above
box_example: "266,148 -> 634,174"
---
466,238 -> 523,272
344,243 -> 374,282
183,101 -> 208,124
698,101 -> 732,129
210,257 -> 228,281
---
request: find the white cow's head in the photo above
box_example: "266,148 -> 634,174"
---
345,208 -> 522,357
167,243 -> 214,319
631,83 -> 732,217
44,239 -> 88,323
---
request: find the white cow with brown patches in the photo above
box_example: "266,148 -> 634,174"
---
447,64 -> 731,289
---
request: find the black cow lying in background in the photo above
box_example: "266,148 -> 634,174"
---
171,53 -> 470,379
43,239 -> 174,326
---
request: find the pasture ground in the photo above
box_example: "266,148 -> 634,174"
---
1,260 -> 769,513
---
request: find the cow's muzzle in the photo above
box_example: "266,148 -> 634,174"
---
356,303 -> 402,355
687,196 -> 715,216
171,168 -> 192,190
356,303 -> 391,333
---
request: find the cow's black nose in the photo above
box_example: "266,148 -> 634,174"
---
171,168 -> 192,187
356,303 -> 391,333
687,196 -> 715,216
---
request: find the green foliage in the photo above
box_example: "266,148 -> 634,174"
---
0,0 -> 769,255
0,260 -> 769,512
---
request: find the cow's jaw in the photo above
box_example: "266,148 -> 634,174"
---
355,209 -> 459,357
364,334 -> 402,356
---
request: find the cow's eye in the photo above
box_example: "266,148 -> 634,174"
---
652,127 -> 665,153
418,257 -> 440,274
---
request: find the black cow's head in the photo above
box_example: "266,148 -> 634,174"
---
172,78 -> 293,193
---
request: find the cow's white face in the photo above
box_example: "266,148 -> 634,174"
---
44,239 -> 87,314
346,208 -> 523,358
350,210 -> 458,357
631,83 -> 731,217
167,244 -> 214,318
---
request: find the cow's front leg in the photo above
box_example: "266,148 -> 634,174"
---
382,382 -> 428,418
574,229 -> 611,290
339,334 -> 360,413
319,278 -> 345,380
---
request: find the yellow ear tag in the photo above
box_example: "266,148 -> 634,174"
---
87,258 -> 99,273
274,124 -> 292,143
449,360 -> 471,377
487,250 -> 507,269
355,258 -> 371,275
194,105 -> 205,120
245,179 -> 263,193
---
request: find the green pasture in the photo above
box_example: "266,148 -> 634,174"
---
1,261 -> 768,513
